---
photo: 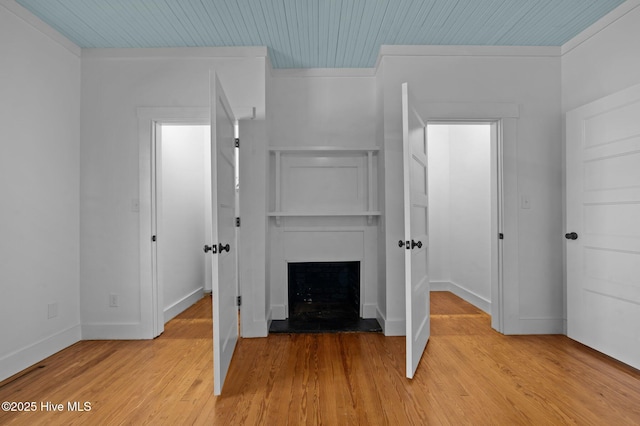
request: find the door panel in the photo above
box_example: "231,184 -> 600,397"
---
210,72 -> 238,395
566,83 -> 640,370
402,83 -> 430,379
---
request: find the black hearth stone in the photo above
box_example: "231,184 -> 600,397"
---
269,318 -> 382,334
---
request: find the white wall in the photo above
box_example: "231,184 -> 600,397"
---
80,48 -> 266,338
428,124 -> 492,311
267,70 -> 380,320
0,2 -> 81,381
427,125 -> 452,283
238,119 -> 269,337
562,1 -> 640,112
159,125 -> 208,322
378,46 -> 564,335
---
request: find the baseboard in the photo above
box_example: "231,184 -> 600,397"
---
164,287 -> 204,324
376,307 -> 405,336
242,320 -> 269,338
0,324 -> 81,382
431,280 -> 492,314
271,304 -> 286,320
363,303 -> 377,319
430,281 -> 452,291
516,317 -> 565,335
81,323 -> 152,340
266,309 -> 273,333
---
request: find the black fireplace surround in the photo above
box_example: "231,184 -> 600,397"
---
269,261 -> 381,333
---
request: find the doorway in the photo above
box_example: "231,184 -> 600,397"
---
155,124 -> 212,325
427,121 -> 501,322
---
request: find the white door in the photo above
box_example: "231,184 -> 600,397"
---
566,83 -> 640,370
208,72 -> 238,395
401,83 -> 431,379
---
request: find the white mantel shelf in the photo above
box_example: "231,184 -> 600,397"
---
269,146 -> 380,153
268,211 -> 381,225
268,211 -> 381,217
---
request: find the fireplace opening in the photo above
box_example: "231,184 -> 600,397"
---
288,261 -> 360,322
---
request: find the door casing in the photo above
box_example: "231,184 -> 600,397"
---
414,102 -> 519,334
138,107 -> 210,338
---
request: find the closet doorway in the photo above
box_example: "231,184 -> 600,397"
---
154,124 -> 212,329
427,122 -> 501,321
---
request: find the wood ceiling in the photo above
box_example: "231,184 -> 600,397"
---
16,0 -> 626,68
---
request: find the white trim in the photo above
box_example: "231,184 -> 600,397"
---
271,304 -> 286,320
379,45 -> 561,59
163,287 -> 205,323
561,0 -> 640,56
430,281 -> 453,291
517,318 -> 565,335
420,103 -> 520,120
241,320 -> 269,338
0,0 -> 81,56
362,303 -> 378,319
0,325 -> 81,382
422,112 -> 517,334
81,323 -> 149,340
430,281 -> 492,315
271,67 -> 376,78
138,107 -> 210,339
376,308 -> 405,336
82,46 -> 268,59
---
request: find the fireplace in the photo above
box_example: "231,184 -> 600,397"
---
288,261 -> 360,322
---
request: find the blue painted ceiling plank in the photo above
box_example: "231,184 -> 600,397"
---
334,0 -> 353,67
123,0 -> 175,47
165,0 -> 205,45
396,0 -> 435,45
23,0 -> 100,47
222,0 -> 254,46
361,0 -> 393,66
199,0 -> 235,46
350,0 -> 376,67
344,0 -> 367,67
194,0 -> 226,45
236,0 -> 269,48
134,0 -> 187,46
356,0 -> 391,67
13,0 -> 628,68
275,0 -> 294,68
327,0 -> 342,68
308,0 -> 319,68
283,0 -> 303,68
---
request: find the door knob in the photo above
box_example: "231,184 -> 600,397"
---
204,244 -> 217,253
565,232 -> 578,240
218,243 -> 230,253
411,239 -> 422,249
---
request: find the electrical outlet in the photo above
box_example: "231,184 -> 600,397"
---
109,294 -> 119,307
47,302 -> 58,319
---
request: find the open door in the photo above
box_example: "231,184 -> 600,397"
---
401,82 -> 431,379
208,72 -> 238,395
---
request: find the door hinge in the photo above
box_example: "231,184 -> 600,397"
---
235,138 -> 240,148
235,217 -> 240,227
152,235 -> 157,242
499,233 -> 504,240
237,296 -> 242,307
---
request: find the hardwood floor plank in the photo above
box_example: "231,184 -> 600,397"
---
1,292 -> 639,425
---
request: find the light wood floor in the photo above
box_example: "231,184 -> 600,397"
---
1,292 -> 639,425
